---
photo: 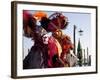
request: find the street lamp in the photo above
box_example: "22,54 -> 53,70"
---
78,29 -> 83,36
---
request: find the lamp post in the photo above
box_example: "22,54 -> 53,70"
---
73,25 -> 76,55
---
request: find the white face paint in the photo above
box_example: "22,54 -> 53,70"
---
42,34 -> 50,44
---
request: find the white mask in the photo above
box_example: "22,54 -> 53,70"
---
42,34 -> 50,44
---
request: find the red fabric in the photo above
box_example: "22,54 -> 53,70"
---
60,36 -> 74,65
23,11 -> 31,26
48,37 -> 58,67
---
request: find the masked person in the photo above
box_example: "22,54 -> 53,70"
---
52,29 -> 74,67
23,11 -> 48,69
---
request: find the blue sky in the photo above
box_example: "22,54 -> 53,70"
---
23,10 -> 91,59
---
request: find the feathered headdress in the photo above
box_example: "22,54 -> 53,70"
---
41,12 -> 69,32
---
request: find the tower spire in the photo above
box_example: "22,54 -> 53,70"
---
77,39 -> 83,66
